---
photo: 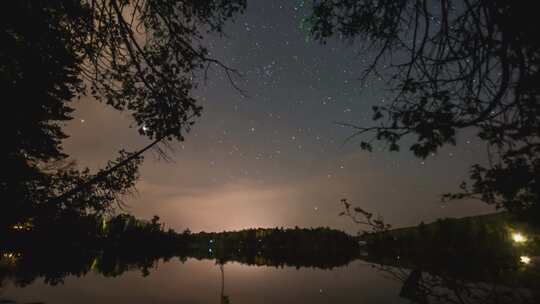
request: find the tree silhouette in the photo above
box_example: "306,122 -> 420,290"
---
1,0 -> 245,228
306,1 -> 540,221
339,198 -> 391,234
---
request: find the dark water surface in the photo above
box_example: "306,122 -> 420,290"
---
2,258 -> 406,304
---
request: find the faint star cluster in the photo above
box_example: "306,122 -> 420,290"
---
66,0 -> 492,232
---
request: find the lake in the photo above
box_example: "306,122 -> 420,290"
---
2,220 -> 539,304
1,258 -> 409,304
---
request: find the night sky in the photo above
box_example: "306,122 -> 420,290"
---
63,0 -> 493,233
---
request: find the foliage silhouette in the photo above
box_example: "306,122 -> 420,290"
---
306,0 -> 540,222
339,198 -> 392,233
1,0 -> 246,229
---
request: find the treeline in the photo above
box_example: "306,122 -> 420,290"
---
359,213 -> 540,279
1,225 -> 360,286
1,213 -> 187,287
1,213 -> 188,257
364,215 -> 511,255
186,227 -> 359,269
3,217 -> 359,257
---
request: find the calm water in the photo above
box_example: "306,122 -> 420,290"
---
2,258 -> 407,304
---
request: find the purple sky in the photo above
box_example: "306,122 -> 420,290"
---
62,0 -> 494,234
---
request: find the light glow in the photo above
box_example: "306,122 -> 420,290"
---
520,255 -> 531,265
512,232 -> 527,243
12,222 -> 33,231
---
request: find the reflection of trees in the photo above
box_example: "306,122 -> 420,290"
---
0,226 -> 361,289
219,263 -> 230,304
2,243 -> 540,304
0,241 -> 358,289
339,202 -> 540,303
0,247 -> 168,287
189,227 -> 359,269
3,222 -> 538,304
369,260 -> 539,304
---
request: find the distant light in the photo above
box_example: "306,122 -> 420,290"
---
512,232 -> 527,243
209,248 -> 213,253
2,252 -> 21,261
520,256 -> 531,265
12,222 -> 33,231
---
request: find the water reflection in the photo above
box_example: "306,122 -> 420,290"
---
1,244 -> 539,304
373,262 -> 539,304
219,263 -> 230,304
2,218 -> 539,303
358,222 -> 540,304
0,245 -> 355,289
2,257 -> 402,304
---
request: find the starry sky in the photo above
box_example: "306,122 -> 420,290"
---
63,0 -> 493,233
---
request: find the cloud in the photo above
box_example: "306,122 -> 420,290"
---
130,178 -> 302,232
